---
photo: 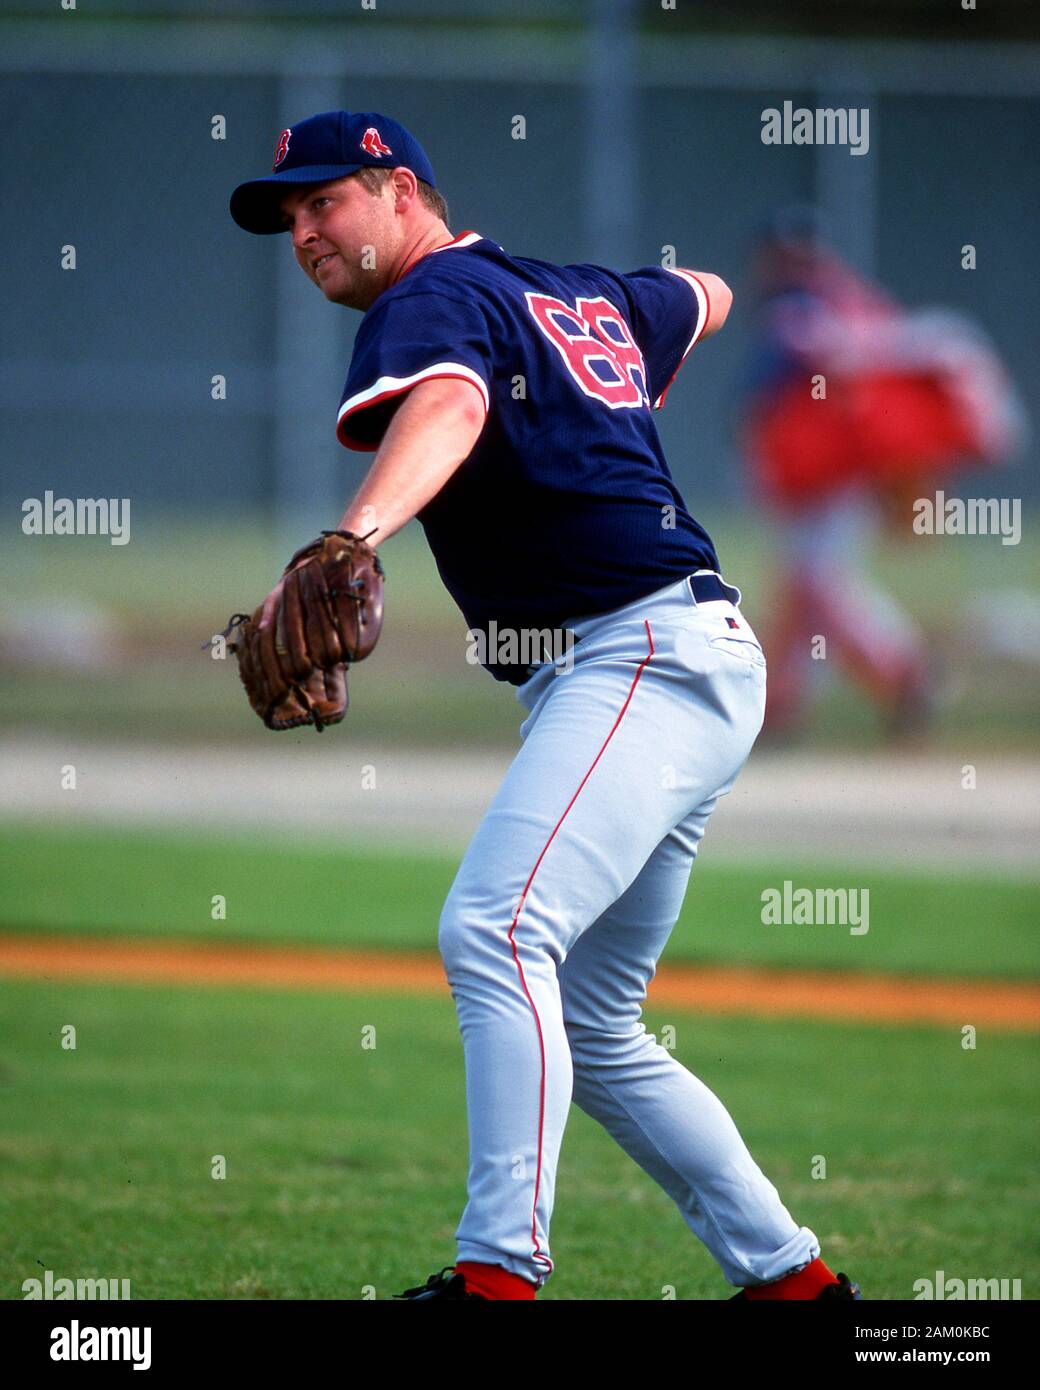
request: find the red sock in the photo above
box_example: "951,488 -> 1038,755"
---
455,1261 -> 538,1301
744,1256 -> 840,1300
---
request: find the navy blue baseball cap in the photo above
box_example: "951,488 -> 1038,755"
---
230,110 -> 437,235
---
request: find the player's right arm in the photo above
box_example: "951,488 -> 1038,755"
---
684,271 -> 732,340
612,264 -> 733,410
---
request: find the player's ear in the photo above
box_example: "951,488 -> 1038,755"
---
390,166 -> 419,211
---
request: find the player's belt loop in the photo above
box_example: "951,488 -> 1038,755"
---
689,573 -> 741,606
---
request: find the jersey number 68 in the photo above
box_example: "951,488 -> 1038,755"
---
526,292 -> 649,410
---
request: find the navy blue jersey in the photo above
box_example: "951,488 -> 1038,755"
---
337,230 -> 721,681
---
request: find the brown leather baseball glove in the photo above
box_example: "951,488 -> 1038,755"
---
219,530 -> 384,732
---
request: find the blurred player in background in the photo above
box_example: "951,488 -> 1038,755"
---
741,208 -> 1024,738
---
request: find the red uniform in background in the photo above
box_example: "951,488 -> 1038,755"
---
742,219 -> 1022,735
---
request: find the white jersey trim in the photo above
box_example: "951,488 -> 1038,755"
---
336,362 -> 490,448
430,230 -> 484,253
653,268 -> 711,410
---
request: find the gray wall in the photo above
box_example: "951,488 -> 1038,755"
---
2,22 -> 1035,525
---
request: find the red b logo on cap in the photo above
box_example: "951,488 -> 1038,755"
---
361,127 -> 393,158
272,128 -> 291,169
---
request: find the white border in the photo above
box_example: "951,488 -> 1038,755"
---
431,230 -> 483,253
653,268 -> 711,410
337,361 -> 490,425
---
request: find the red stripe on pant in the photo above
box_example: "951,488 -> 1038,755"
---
505,619 -> 656,1277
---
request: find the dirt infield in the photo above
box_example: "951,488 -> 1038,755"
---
5,736 -> 1039,868
1,934 -> 1036,1031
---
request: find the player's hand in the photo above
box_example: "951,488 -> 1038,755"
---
221,531 -> 385,732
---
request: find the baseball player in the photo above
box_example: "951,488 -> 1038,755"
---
230,110 -> 861,1302
741,209 -> 1022,739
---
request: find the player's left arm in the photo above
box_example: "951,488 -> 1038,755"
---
258,376 -> 484,630
336,375 -> 486,541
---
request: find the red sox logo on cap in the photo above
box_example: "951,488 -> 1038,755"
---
361,126 -> 393,158
272,128 -> 291,169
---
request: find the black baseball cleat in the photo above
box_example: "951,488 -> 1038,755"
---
730,1272 -> 862,1301
820,1273 -> 862,1299
393,1266 -> 488,1300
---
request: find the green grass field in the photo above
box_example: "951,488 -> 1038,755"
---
0,823 -> 1037,1299
1,978 -> 1036,1301
3,511 -> 1038,748
2,823 -> 1038,978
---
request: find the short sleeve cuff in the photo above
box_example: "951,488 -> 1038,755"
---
336,363 -> 491,451
653,269 -> 711,411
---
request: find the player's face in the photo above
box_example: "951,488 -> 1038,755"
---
280,176 -> 400,310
